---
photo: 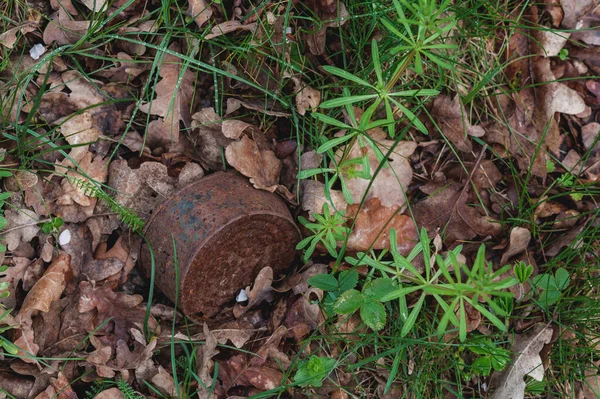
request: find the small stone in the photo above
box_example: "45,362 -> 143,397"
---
58,229 -> 71,246
236,289 -> 248,302
29,43 -> 46,60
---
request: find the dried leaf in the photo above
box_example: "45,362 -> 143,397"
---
3,208 -> 40,251
78,281 -> 157,342
532,58 -> 587,155
561,0 -> 597,29
0,257 -> 31,308
346,198 -> 417,252
501,227 -> 532,264
226,135 -> 281,191
205,21 -> 257,40
152,366 -> 177,397
80,0 -> 108,11
196,324 -> 219,398
292,77 -> 320,115
188,0 -> 213,28
490,325 -> 553,399
20,253 -> 71,316
337,134 -> 417,210
43,10 -> 90,46
93,388 -> 125,399
139,44 -> 195,146
300,180 -> 347,220
432,95 -> 485,153
233,267 -> 274,318
0,23 -> 38,49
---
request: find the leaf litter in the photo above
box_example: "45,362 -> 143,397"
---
0,0 -> 599,397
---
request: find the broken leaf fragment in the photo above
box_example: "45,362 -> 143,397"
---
490,325 -> 553,399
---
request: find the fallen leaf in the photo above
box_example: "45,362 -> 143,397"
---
151,366 -> 177,397
139,44 -> 195,146
413,181 -> 476,243
93,388 -> 125,399
0,372 -> 35,398
305,2 -> 349,55
244,366 -> 284,391
0,23 -> 38,49
233,267 -> 274,318
226,135 -> 281,191
221,119 -> 256,140
490,325 -> 553,399
78,281 -> 157,342
3,207 -> 40,251
582,373 -> 600,398
337,132 -> 417,210
93,235 -> 135,283
432,95 -> 485,153
532,57 -> 587,155
0,257 -> 31,308
80,0 -> 108,11
108,160 -> 179,220
20,253 -> 71,316
196,324 -> 219,399
292,77 -> 320,115
300,180 -> 347,220
188,0 -> 213,28
561,0 -> 597,29
205,21 -> 257,40
500,227 -> 532,264
43,10 -> 90,46
87,336 -> 115,378
346,198 -> 418,252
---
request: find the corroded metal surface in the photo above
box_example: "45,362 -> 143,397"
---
140,172 -> 300,318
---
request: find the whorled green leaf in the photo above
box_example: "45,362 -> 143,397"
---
333,289 -> 364,315
360,298 -> 387,331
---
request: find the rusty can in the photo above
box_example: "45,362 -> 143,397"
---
140,172 -> 300,319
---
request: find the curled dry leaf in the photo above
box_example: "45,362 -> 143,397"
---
226,135 -> 281,191
188,0 -> 213,28
431,95 -> 485,153
500,227 -> 532,265
233,267 -> 274,318
93,236 -> 136,283
490,325 -> 553,399
20,253 -> 71,316
87,336 -> 115,378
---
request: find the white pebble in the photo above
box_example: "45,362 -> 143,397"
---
236,289 -> 248,302
58,229 -> 71,246
30,43 -> 46,60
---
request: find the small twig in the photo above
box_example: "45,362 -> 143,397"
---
0,218 -> 53,235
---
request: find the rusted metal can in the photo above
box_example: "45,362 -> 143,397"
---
140,172 -> 300,319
